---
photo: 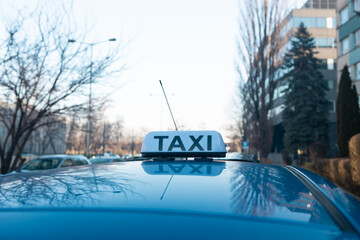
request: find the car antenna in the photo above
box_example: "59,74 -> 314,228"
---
159,80 -> 177,200
160,175 -> 173,200
159,80 -> 178,131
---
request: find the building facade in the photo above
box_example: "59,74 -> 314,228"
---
336,0 -> 360,97
0,116 -> 67,156
270,0 -> 338,156
22,118 -> 67,155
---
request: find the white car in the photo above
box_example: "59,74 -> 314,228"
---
90,156 -> 125,164
16,154 -> 90,172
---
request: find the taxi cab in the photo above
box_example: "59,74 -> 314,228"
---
0,131 -> 359,239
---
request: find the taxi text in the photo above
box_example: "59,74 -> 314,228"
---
154,135 -> 212,151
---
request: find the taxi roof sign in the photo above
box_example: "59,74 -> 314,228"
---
141,131 -> 227,158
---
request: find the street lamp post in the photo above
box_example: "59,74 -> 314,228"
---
149,93 -> 175,131
68,38 -> 116,157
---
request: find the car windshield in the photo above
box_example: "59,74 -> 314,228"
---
21,158 -> 62,170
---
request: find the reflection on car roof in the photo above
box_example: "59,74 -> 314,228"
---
0,130 -> 359,239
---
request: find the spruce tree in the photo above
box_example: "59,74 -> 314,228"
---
282,23 -> 329,154
336,65 -> 360,157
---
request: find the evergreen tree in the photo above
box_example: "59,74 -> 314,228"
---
282,23 -> 329,154
336,66 -> 360,157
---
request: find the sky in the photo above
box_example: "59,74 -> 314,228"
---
81,0 -> 240,136
0,0 -> 306,138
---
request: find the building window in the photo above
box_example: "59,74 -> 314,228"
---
327,59 -> 334,70
328,80 -> 334,90
328,101 -> 335,112
294,17 -> 310,27
355,29 -> 360,47
313,0 -> 320,8
318,59 -> 328,69
341,37 -> 350,54
329,0 -> 336,9
355,0 -> 360,12
317,38 -> 334,48
326,17 -> 333,28
340,7 -> 349,25
316,17 -> 327,28
356,62 -> 360,81
318,59 -> 335,70
293,17 -> 327,28
327,101 -> 335,112
321,0 -> 328,8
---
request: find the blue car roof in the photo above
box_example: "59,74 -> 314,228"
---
0,160 -> 359,239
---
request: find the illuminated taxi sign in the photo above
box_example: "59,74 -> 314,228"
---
141,131 -> 226,158
142,161 -> 226,176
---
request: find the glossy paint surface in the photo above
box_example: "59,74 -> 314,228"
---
295,167 -> 360,233
0,161 -> 335,225
1,161 -> 359,239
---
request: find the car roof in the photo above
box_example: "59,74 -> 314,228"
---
0,161 -> 344,221
0,160 -> 359,239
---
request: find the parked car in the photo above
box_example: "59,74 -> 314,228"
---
132,153 -> 151,161
218,152 -> 260,163
123,154 -> 133,160
93,152 -> 121,158
89,156 -> 125,164
15,154 -> 90,172
0,131 -> 359,239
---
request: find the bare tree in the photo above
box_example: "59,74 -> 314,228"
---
110,119 -> 124,150
87,116 -> 125,155
102,119 -> 124,154
0,165 -> 139,208
226,123 -> 243,152
236,0 -> 288,159
66,115 -> 82,154
33,117 -> 67,155
0,4 -> 124,173
66,108 -> 125,156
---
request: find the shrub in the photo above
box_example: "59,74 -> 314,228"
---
309,142 -> 328,161
302,158 -> 359,196
349,133 -> 360,182
281,150 -> 292,165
